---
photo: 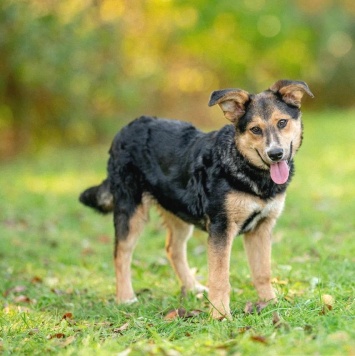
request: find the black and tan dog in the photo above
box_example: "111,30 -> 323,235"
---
79,79 -> 313,319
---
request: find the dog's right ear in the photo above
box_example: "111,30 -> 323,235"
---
208,89 -> 250,123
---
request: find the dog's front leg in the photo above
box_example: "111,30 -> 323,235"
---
243,217 -> 277,311
207,231 -> 234,319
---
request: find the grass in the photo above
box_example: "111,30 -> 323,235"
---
0,110 -> 354,355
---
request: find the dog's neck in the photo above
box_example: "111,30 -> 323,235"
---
215,125 -> 293,199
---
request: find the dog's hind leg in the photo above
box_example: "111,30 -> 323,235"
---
161,210 -> 207,294
114,197 -> 149,304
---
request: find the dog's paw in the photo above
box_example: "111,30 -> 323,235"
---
210,308 -> 232,321
118,297 -> 138,305
194,283 -> 209,294
181,283 -> 208,298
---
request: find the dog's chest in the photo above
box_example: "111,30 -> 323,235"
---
225,192 -> 285,234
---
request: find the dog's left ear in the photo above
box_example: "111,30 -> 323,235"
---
208,89 -> 250,123
270,80 -> 314,108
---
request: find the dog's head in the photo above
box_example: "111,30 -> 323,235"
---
209,80 -> 314,184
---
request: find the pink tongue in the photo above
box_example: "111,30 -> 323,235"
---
270,161 -> 289,184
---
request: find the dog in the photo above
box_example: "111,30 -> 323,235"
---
79,79 -> 313,319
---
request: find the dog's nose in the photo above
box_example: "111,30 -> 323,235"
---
267,148 -> 284,162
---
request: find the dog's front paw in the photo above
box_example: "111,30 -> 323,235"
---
210,307 -> 232,320
194,283 -> 209,294
181,283 -> 208,297
117,296 -> 138,305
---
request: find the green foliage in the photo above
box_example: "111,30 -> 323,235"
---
0,110 -> 354,354
0,0 -> 354,156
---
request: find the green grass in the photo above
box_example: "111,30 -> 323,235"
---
0,111 -> 354,355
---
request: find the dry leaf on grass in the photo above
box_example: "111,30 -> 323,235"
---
164,308 -> 203,320
13,295 -> 31,303
31,276 -> 43,284
62,312 -> 73,320
250,335 -> 268,344
28,328 -> 40,335
4,285 -> 27,296
47,333 -> 66,339
59,335 -> 76,348
320,294 -> 335,314
237,326 -> 252,334
271,277 -> 288,285
322,294 -> 334,310
113,322 -> 130,334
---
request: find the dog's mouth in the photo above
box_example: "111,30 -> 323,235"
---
270,161 -> 289,185
256,149 -> 290,185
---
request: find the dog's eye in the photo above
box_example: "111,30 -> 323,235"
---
250,126 -> 262,135
277,119 -> 288,129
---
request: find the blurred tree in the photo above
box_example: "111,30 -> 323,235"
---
0,0 -> 354,157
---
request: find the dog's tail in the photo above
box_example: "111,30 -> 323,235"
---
79,179 -> 114,214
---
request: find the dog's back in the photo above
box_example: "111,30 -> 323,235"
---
81,115 -> 218,226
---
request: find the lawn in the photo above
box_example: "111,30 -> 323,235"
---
0,111 -> 354,355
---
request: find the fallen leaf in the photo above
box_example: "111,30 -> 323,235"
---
59,335 -> 75,348
62,312 -> 73,320
113,322 -> 130,334
164,308 -> 203,320
48,333 -> 66,340
322,294 -> 334,310
271,277 -> 288,285
320,294 -> 335,314
28,328 -> 40,335
238,326 -> 252,334
250,335 -> 268,344
187,309 -> 204,317
164,308 -> 186,320
31,276 -> 43,284
4,285 -> 27,296
14,295 -> 31,303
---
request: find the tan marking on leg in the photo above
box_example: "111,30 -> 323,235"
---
222,192 -> 285,314
243,217 -> 277,302
114,197 -> 149,303
208,224 -> 237,319
160,209 -> 207,293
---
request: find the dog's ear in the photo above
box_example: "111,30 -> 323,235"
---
208,89 -> 250,123
270,80 -> 314,108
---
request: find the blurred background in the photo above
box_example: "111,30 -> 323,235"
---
0,0 -> 354,159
